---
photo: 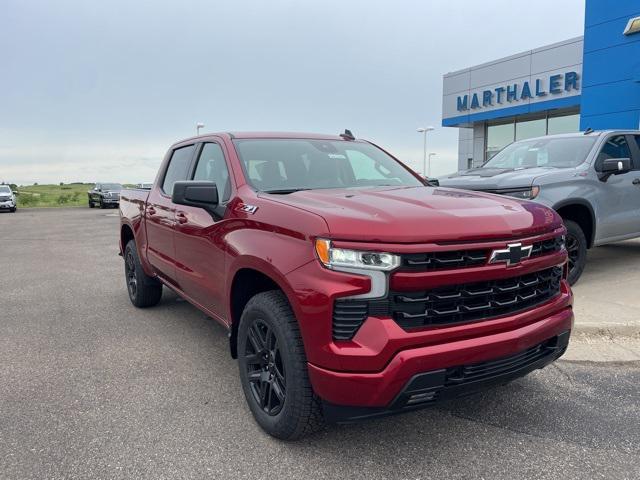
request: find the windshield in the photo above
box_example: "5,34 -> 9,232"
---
0,186 -> 11,193
233,139 -> 423,192
101,183 -> 122,191
483,136 -> 597,169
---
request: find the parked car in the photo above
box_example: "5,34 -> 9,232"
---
0,185 -> 17,212
88,183 -> 122,208
135,183 -> 153,189
439,131 -> 640,284
119,131 -> 572,439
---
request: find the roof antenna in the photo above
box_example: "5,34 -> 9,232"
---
340,129 -> 355,140
583,127 -> 594,135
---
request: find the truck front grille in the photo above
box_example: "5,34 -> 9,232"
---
390,266 -> 562,330
400,235 -> 563,272
531,236 -> 564,258
401,249 -> 487,270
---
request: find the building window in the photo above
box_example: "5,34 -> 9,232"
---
516,117 -> 546,141
548,113 -> 580,135
485,111 -> 580,160
486,122 -> 515,160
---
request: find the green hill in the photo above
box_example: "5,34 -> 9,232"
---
16,183 -> 93,208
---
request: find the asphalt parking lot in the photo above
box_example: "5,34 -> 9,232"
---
1,207 -> 639,480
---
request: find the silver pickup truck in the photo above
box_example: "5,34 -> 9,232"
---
439,130 -> 640,284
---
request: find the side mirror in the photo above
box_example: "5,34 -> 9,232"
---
12,191 -> 18,196
599,158 -> 632,181
172,181 -> 218,211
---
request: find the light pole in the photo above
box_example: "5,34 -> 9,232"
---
196,123 -> 205,135
417,126 -> 434,176
428,153 -> 437,178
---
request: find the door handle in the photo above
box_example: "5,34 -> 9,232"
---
176,212 -> 188,224
633,178 -> 640,185
147,206 -> 156,215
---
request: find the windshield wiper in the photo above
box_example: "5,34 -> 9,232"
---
263,188 -> 311,194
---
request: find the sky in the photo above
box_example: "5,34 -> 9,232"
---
0,0 -> 586,185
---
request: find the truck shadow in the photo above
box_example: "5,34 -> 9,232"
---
581,239 -> 640,280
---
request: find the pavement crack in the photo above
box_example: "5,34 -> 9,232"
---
551,362 -> 575,386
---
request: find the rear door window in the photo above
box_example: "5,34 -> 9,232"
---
162,145 -> 195,195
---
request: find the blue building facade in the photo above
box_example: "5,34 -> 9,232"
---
442,0 -> 640,170
581,0 -> 640,130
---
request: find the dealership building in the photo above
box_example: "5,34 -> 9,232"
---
442,0 -> 640,171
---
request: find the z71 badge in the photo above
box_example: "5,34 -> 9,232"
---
235,203 -> 258,214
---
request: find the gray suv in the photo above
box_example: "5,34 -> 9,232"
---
439,130 -> 640,284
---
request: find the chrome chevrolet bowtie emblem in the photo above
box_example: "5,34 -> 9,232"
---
489,243 -> 532,266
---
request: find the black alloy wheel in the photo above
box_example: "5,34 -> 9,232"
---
244,319 -> 286,416
566,234 -> 579,274
125,249 -> 138,300
123,240 -> 162,307
563,219 -> 587,285
237,290 -> 323,439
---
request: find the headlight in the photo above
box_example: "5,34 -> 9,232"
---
501,186 -> 540,200
315,239 -> 401,271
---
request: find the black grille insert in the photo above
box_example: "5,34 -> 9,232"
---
333,300 -> 368,340
401,249 -> 487,270
399,235 -> 563,272
391,266 -> 562,330
445,336 -> 563,386
531,236 -> 564,257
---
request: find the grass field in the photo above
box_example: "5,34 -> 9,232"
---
16,184 -> 93,208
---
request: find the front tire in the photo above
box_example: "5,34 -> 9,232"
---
238,290 -> 323,440
564,219 -> 587,285
10,207 -> 16,213
99,199 -> 105,209
124,240 -> 163,307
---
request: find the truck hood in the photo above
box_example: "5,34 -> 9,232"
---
438,167 -> 559,190
263,186 -> 561,243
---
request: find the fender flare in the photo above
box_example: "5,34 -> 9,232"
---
551,198 -> 596,248
226,255 -> 306,358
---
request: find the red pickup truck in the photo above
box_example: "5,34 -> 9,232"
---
119,131 -> 573,439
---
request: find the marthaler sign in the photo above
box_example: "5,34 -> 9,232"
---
456,71 -> 579,112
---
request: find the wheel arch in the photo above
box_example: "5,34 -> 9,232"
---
227,260 -> 301,359
120,223 -> 135,252
552,199 -> 596,248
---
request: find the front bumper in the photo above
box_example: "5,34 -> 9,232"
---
321,330 -> 570,423
0,201 -> 15,209
309,303 -> 572,413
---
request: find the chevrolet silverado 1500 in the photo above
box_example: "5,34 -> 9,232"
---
119,131 -> 573,439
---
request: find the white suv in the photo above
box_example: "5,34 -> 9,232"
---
0,185 -> 17,213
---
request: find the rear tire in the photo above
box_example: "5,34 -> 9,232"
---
238,290 -> 324,440
124,240 -> 162,308
564,219 -> 587,285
